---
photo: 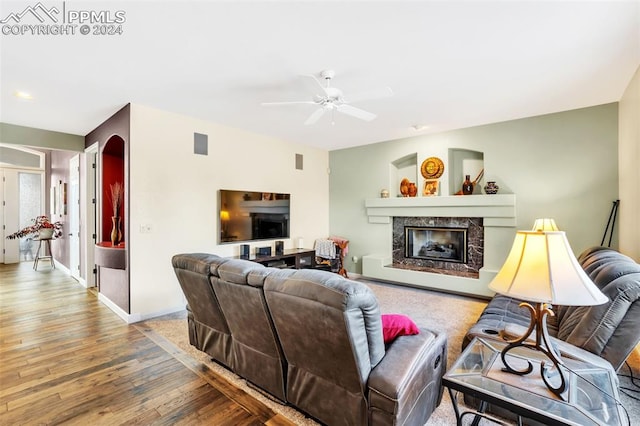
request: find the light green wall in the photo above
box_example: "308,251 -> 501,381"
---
0,122 -> 84,152
0,146 -> 41,167
618,65 -> 640,261
330,103 -> 619,274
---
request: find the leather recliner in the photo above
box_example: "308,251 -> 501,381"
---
264,268 -> 447,426
171,253 -> 233,369
172,253 -> 448,425
209,257 -> 289,402
465,246 -> 640,372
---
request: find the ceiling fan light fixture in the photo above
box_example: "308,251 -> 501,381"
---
262,69 -> 392,125
14,90 -> 33,100
320,69 -> 336,81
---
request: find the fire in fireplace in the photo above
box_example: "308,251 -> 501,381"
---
405,226 -> 468,264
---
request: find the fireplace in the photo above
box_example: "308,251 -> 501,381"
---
405,226 -> 467,264
393,217 -> 483,278
363,194 -> 516,298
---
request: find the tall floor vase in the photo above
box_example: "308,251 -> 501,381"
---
111,216 -> 122,246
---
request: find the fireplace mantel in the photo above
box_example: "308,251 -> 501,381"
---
362,194 -> 517,298
365,194 -> 516,226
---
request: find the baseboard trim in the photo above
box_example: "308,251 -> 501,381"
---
98,293 -> 136,323
53,260 -> 88,286
97,293 -> 184,324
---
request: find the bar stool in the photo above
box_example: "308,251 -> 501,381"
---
33,237 -> 55,270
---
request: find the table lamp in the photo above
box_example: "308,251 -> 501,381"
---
531,218 -> 559,231
488,225 -> 608,398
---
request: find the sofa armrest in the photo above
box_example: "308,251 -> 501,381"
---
558,275 -> 640,370
368,329 -> 447,426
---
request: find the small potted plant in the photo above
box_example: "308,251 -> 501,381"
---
5,215 -> 63,240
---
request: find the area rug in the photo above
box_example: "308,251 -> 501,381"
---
141,277 -> 640,425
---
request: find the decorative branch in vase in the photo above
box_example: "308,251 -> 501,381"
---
109,182 -> 123,245
110,182 -> 123,218
5,216 -> 63,240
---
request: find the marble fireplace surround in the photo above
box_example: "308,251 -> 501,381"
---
362,194 -> 516,298
394,217 -> 483,278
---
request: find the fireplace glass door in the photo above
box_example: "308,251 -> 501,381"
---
405,226 -> 468,264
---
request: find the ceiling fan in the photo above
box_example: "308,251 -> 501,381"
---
261,70 -> 393,125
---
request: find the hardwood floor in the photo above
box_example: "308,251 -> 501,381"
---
0,262 -> 295,425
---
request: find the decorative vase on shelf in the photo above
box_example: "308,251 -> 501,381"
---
400,178 -> 410,197
484,181 -> 500,195
461,175 -> 474,195
110,216 -> 122,246
407,182 -> 418,197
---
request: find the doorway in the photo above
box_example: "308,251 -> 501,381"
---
83,144 -> 98,287
1,169 -> 45,263
69,155 -> 80,280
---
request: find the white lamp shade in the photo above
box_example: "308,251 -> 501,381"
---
489,231 -> 608,306
532,218 -> 559,231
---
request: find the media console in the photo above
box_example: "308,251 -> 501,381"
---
238,248 -> 316,269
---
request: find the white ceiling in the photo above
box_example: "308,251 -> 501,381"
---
1,1 -> 639,151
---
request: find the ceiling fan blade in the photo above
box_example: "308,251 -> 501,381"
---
343,87 -> 393,104
261,101 -> 317,106
336,104 -> 377,121
300,73 -> 329,95
304,108 -> 327,125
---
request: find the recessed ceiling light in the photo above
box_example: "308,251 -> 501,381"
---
14,91 -> 33,100
411,124 -> 429,131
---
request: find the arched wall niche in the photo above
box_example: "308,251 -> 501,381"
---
101,135 -> 125,243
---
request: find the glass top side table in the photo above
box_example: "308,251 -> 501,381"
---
443,337 -> 624,426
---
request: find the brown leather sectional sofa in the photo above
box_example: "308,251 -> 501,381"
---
172,253 -> 448,426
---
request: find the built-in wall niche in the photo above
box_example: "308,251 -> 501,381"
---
101,135 -> 125,244
389,149 -> 488,198
448,148 -> 484,195
390,153 -> 417,197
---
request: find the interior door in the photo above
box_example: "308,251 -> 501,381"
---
1,170 -> 19,263
1,168 -> 44,264
83,148 -> 98,287
69,155 -> 80,280
0,171 -> 4,263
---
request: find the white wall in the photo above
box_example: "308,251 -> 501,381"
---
330,103 -> 619,275
128,104 -> 329,318
618,65 -> 640,261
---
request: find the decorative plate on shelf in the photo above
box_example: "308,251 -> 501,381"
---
421,157 -> 444,179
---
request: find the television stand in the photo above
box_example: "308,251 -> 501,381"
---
239,248 -> 316,269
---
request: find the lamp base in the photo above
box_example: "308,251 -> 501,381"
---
500,302 -> 567,399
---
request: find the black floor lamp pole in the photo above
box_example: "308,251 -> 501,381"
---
601,200 -> 620,247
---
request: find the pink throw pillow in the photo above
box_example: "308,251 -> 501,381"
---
381,314 -> 420,344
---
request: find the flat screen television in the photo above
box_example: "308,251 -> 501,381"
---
219,189 -> 290,244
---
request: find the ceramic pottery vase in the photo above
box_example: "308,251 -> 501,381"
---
407,182 -> 418,197
400,178 -> 410,197
38,228 -> 54,239
111,216 -> 122,246
484,181 -> 499,195
462,175 -> 474,195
